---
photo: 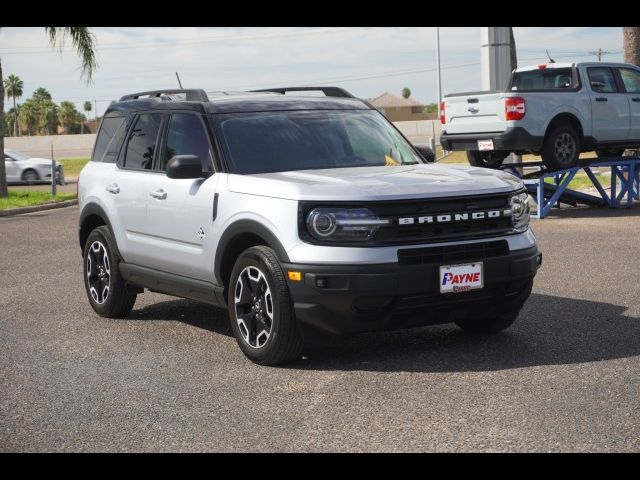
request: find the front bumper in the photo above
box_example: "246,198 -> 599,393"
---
283,245 -> 540,335
440,127 -> 543,152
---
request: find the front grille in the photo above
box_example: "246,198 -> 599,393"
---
374,194 -> 514,244
397,240 -> 509,266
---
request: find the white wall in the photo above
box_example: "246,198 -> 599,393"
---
4,120 -> 442,159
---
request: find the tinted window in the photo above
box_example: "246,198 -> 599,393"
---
511,68 -> 575,91
588,67 -> 618,93
215,110 -> 422,175
92,116 -> 127,163
162,114 -> 211,171
123,114 -> 162,170
619,68 -> 640,93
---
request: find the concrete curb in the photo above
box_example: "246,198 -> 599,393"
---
0,199 -> 78,217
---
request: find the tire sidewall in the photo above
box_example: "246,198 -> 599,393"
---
466,150 -> 508,168
22,169 -> 39,184
228,248 -> 287,363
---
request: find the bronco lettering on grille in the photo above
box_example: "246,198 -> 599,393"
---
398,209 -> 512,225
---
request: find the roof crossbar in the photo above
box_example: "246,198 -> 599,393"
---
250,86 -> 355,98
119,89 -> 209,102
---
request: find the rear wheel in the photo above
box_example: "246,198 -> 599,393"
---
22,169 -> 39,184
466,150 -> 509,168
541,124 -> 581,170
83,226 -> 137,318
595,148 -> 625,158
228,246 -> 303,366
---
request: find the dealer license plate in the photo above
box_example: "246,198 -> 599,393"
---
439,262 -> 483,294
477,139 -> 494,151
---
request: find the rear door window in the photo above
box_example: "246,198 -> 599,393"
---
587,67 -> 618,93
619,68 -> 640,93
123,113 -> 163,170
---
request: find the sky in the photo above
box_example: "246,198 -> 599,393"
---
0,27 -> 625,118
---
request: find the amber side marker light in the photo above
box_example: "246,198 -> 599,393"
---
288,271 -> 302,281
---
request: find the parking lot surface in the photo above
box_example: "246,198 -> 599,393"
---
1,206 -> 639,452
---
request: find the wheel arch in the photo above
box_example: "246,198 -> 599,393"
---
544,112 -> 585,145
79,203 -> 120,258
214,220 -> 290,298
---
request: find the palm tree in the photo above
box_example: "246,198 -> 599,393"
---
401,87 -> 411,99
58,101 -> 77,135
623,27 -> 640,66
4,74 -> 23,137
32,87 -> 52,102
83,101 -> 92,134
0,27 -> 97,197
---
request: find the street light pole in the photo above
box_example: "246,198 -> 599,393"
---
436,27 -> 442,106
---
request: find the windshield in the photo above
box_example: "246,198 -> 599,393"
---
6,149 -> 30,161
511,68 -> 575,91
214,109 -> 423,174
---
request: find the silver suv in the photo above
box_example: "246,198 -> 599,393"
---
78,87 -> 541,365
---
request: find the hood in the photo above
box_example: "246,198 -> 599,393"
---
227,163 -> 523,201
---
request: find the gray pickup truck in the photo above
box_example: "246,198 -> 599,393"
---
440,62 -> 640,171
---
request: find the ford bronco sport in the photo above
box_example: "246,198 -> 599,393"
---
78,87 -> 541,365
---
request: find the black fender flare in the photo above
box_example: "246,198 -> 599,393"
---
214,219 -> 290,284
78,203 -> 121,258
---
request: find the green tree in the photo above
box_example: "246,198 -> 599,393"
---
82,101 -> 92,133
401,87 -> 411,99
4,74 -> 23,137
58,100 -> 78,135
18,99 -> 39,136
0,27 -> 97,197
423,103 -> 438,114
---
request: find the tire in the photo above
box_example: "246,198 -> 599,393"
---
540,124 -> 581,170
83,226 -> 137,318
466,150 -> 509,168
455,309 -> 520,334
22,169 -> 39,185
596,148 -> 625,158
228,246 -> 303,366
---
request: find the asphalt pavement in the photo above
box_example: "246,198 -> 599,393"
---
0,206 -> 639,452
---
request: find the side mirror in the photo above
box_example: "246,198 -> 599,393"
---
166,155 -> 207,179
591,80 -> 605,91
414,144 -> 435,163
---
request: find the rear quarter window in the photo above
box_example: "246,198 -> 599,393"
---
91,116 -> 128,163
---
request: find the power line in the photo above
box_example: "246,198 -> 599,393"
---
588,48 -> 611,61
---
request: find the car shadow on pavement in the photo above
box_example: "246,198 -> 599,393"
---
129,298 -> 233,337
293,293 -> 640,373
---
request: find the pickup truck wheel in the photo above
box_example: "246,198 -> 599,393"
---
541,125 -> 580,170
83,226 -> 137,318
455,309 -> 520,334
466,150 -> 508,168
228,246 -> 303,366
596,148 -> 625,158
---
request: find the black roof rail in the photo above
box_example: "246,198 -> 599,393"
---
119,89 -> 209,102
250,86 -> 355,99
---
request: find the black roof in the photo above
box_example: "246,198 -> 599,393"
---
105,90 -> 372,117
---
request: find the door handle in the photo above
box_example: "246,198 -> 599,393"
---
149,189 -> 167,200
595,97 -> 608,102
105,184 -> 120,194
632,97 -> 640,102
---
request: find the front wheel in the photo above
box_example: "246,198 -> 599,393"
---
466,150 -> 509,168
22,169 -> 40,184
541,125 -> 581,170
228,246 -> 303,366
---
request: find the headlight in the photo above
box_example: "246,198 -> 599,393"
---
306,207 -> 389,242
510,191 -> 530,232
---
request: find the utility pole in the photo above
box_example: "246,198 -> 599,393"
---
589,48 -> 611,61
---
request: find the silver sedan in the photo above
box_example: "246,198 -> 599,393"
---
3,149 -> 65,185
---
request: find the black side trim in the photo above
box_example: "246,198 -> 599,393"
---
119,263 -> 226,307
214,219 -> 290,283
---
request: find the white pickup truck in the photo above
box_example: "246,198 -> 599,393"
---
440,62 -> 640,170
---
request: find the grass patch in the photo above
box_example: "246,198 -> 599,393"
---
58,157 -> 90,177
544,173 -> 611,191
0,191 -> 77,210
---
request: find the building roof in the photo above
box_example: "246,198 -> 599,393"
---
368,92 -> 423,108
